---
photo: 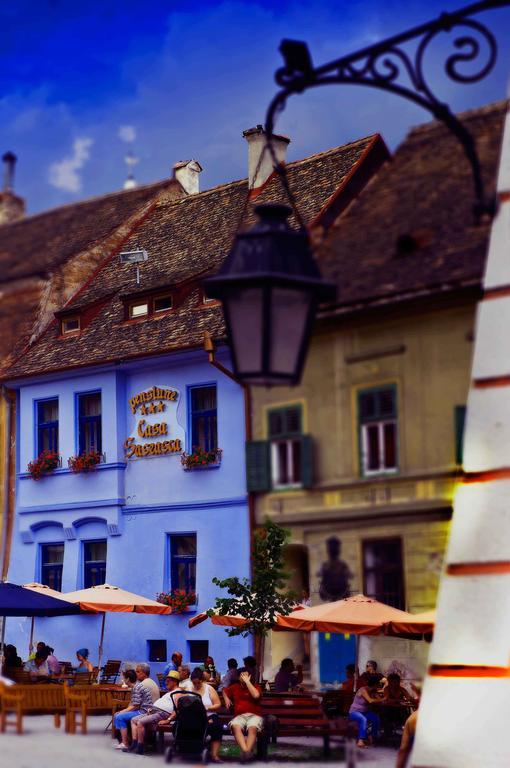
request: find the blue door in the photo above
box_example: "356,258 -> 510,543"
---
318,632 -> 356,684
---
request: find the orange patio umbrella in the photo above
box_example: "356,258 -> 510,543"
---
276,594 -> 412,634
23,582 -> 77,655
189,611 -> 249,629
277,594 -> 416,688
64,583 -> 172,673
383,609 -> 436,638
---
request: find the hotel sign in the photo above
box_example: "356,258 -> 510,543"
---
124,385 -> 184,459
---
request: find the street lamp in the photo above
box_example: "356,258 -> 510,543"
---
204,202 -> 336,386
206,1 -> 507,387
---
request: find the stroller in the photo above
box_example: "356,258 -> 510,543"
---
165,690 -> 210,763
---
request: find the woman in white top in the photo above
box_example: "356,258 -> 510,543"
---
186,667 -> 223,762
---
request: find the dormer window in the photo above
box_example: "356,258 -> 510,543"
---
62,316 -> 80,335
129,301 -> 149,319
201,290 -> 218,306
154,294 -> 173,312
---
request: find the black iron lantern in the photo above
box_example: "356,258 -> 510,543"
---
204,202 -> 336,386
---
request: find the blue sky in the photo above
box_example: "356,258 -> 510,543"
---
1,0 -> 510,214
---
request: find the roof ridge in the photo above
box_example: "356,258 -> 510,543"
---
406,99 -> 508,140
0,177 -> 176,231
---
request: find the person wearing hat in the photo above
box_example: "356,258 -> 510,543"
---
129,671 -> 182,755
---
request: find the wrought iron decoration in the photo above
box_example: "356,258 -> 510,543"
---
266,0 -> 510,220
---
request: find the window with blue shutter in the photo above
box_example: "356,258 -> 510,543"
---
170,534 -> 197,596
190,386 -> 217,452
36,398 -> 59,454
78,392 -> 102,454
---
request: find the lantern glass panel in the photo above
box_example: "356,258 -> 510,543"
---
227,286 -> 264,374
269,287 -> 311,376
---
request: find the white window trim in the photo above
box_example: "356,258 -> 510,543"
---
360,419 -> 398,476
271,438 -> 302,490
62,317 -> 81,334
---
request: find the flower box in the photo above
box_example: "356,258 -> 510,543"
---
68,451 -> 103,474
27,450 -> 61,480
157,590 -> 197,613
181,447 -> 222,471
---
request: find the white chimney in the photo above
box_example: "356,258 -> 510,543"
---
243,126 -> 290,190
173,160 -> 203,195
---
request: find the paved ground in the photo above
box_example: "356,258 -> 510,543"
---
0,715 -> 398,768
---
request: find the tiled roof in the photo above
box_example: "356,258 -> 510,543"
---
318,100 -> 507,313
0,179 -> 179,282
5,135 -> 381,380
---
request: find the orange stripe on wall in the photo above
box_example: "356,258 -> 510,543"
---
473,375 -> 510,388
463,467 -> 510,484
429,664 -> 510,678
447,562 -> 510,576
483,284 -> 510,300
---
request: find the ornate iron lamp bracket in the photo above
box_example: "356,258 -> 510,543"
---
266,0 -> 510,220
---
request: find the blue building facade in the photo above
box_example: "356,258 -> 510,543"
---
6,347 -> 251,673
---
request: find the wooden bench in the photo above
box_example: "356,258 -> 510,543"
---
0,683 -> 66,733
261,694 -> 333,755
65,685 -> 130,734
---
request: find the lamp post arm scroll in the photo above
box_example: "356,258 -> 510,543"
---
265,0 -> 510,220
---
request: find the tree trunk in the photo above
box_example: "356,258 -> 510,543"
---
254,633 -> 265,683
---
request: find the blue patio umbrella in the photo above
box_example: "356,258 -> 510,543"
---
0,581 -> 83,661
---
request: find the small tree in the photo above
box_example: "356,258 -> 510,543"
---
210,519 -> 296,676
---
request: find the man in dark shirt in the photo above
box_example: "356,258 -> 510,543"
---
274,658 -> 303,692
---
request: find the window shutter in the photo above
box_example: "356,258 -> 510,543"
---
245,441 -> 271,492
300,434 -> 314,489
454,405 -> 467,465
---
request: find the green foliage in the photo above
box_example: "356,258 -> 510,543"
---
210,519 -> 296,637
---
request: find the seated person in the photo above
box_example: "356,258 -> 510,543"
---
220,658 -> 239,690
357,660 -> 385,689
243,655 -> 259,684
223,668 -> 263,761
383,673 -> 415,705
178,664 -> 190,684
24,648 -> 50,678
129,671 -> 182,755
74,648 -> 94,673
182,667 -> 223,762
162,651 -> 183,677
121,668 -> 137,688
348,674 -> 382,748
3,644 -> 23,671
202,655 -> 220,687
274,658 -> 303,692
113,663 -> 159,751
341,663 -> 356,692
45,646 -> 61,676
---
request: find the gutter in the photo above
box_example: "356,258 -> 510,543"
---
0,386 -> 16,581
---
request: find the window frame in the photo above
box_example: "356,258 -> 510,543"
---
268,404 -> 303,490
83,538 -> 107,589
153,293 -> 173,313
35,397 -> 59,456
362,536 -> 405,610
188,384 -> 218,453
61,316 -> 81,335
128,300 -> 149,319
357,384 -> 399,477
169,533 -> 197,599
77,390 -> 102,455
40,542 -> 64,592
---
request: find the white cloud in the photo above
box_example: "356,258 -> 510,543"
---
48,137 -> 93,193
118,124 -> 136,143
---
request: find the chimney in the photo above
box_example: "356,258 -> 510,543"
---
173,160 -> 203,195
243,126 -> 290,190
0,152 -> 25,225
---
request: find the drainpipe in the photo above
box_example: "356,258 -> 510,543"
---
0,386 -> 15,581
0,386 -> 15,666
203,332 -> 256,568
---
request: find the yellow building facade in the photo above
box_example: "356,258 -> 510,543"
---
252,300 -> 474,613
